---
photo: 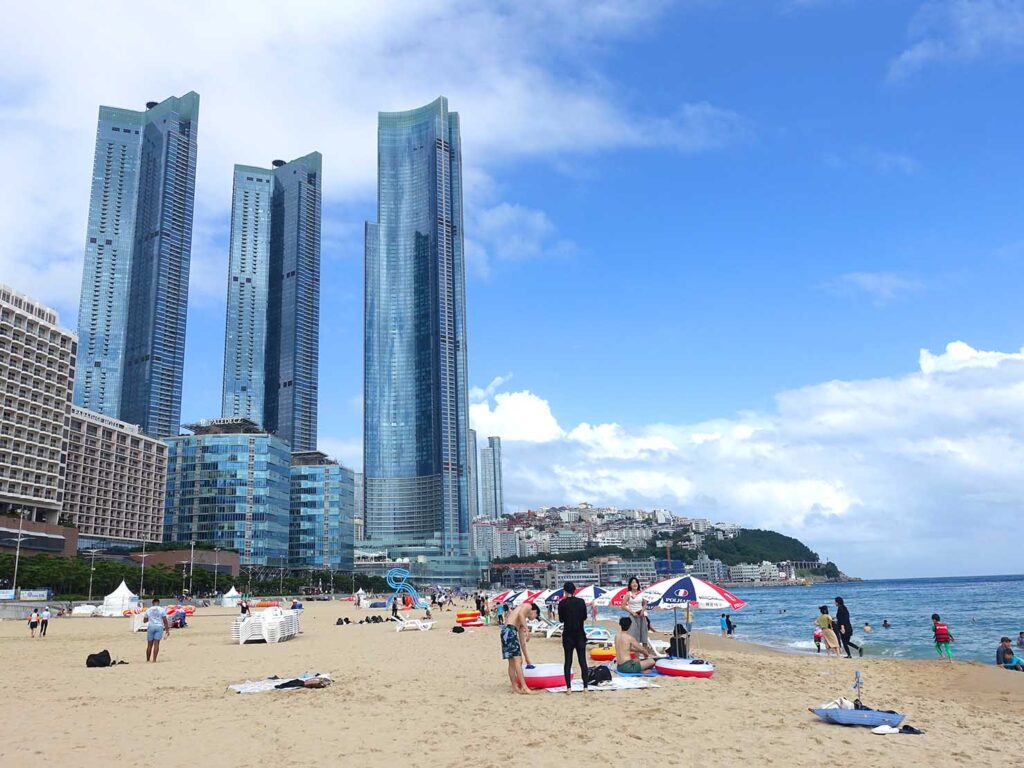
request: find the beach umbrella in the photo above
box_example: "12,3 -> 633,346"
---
594,586 -> 629,608
640,575 -> 746,611
508,589 -> 545,607
533,588 -> 557,605
575,585 -> 608,605
490,589 -> 515,604
640,576 -> 747,658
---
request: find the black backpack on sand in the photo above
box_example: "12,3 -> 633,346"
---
86,649 -> 112,668
587,666 -> 612,685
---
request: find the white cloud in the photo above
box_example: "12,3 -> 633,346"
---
476,341 -> 1024,577
889,0 -> 1024,80
469,373 -> 514,403
466,203 -> 578,278
0,1 -> 744,314
919,340 -> 1024,374
823,148 -> 920,175
827,271 -> 924,303
469,390 -> 564,442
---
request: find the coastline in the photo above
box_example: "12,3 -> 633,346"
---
1,601 -> 1020,768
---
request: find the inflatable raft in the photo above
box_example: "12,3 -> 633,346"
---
654,658 -> 715,678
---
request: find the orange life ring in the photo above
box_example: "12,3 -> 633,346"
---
456,611 -> 480,619
122,610 -> 133,617
590,648 -> 615,661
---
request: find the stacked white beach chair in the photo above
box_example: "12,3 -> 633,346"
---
231,607 -> 301,645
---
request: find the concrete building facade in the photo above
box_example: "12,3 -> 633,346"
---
63,405 -> 167,545
0,284 -> 77,524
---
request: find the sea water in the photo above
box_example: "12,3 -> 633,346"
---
634,574 -> 1024,663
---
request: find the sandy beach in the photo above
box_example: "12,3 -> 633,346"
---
1,601 -> 1020,768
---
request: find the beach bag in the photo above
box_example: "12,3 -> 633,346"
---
451,626 -> 465,634
86,649 -> 112,668
588,666 -> 613,685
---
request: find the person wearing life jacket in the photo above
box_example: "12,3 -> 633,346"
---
931,613 -> 955,663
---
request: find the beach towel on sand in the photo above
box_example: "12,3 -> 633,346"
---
546,677 -> 659,693
229,672 -> 332,694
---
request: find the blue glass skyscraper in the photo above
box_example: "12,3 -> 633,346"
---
364,97 -> 476,583
221,153 -> 321,452
75,93 -> 200,438
164,418 -> 291,566
290,451 -> 355,572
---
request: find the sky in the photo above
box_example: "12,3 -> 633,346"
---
2,1 -> 1023,579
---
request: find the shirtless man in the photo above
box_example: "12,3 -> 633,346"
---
615,617 -> 656,674
501,601 -> 541,694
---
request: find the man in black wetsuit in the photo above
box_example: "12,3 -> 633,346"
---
834,597 -> 863,658
557,582 -> 589,693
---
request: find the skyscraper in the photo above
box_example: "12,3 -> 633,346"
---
221,153 -> 322,451
75,92 -> 200,438
480,435 -> 504,520
289,451 -> 355,572
364,97 -> 475,584
467,428 -> 479,520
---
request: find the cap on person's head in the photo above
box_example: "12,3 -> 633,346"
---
1001,636 -> 1012,643
563,581 -> 576,595
619,616 -> 632,630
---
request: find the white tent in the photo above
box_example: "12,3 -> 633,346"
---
101,580 -> 139,617
221,586 -> 241,608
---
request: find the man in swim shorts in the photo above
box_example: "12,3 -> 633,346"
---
615,617 -> 656,674
502,602 -> 540,694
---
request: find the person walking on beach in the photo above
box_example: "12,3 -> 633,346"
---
726,614 -> 736,637
720,614 -> 728,638
391,598 -> 399,620
40,606 -> 50,638
931,613 -> 954,663
496,600 -> 505,625
557,582 -> 589,693
501,602 -> 540,694
28,608 -> 40,638
144,598 -> 170,662
624,577 -> 653,655
834,597 -> 863,658
816,605 -> 840,657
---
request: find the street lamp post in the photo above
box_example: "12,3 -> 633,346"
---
84,548 -> 102,602
279,557 -> 285,595
188,539 -> 195,597
138,538 -> 150,598
177,560 -> 189,597
11,508 -> 28,597
213,547 -> 221,595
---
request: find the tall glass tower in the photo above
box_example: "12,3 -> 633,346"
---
220,153 -> 322,451
467,428 -> 479,520
75,92 -> 200,438
364,97 -> 475,583
480,435 -> 504,520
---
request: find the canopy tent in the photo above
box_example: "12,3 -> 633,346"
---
101,580 -> 139,616
221,586 -> 241,608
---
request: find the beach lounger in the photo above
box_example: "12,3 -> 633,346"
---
585,625 -> 612,644
395,618 -> 435,632
529,617 -> 563,638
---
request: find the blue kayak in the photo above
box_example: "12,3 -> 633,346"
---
812,708 -> 906,728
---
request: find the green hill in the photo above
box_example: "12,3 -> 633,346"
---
701,528 -> 818,566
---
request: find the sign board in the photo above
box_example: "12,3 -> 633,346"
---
19,589 -> 51,601
0,589 -> 15,600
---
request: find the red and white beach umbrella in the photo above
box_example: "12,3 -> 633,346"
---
594,585 -> 629,608
490,589 -> 515,604
640,575 -> 747,612
508,589 -> 546,607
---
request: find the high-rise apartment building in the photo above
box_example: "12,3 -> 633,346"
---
164,418 -> 290,565
467,428 -> 479,520
0,285 -> 77,523
63,406 -> 167,546
74,92 -> 199,438
480,435 -> 504,519
363,97 -> 476,585
289,451 -> 355,572
221,153 -> 322,451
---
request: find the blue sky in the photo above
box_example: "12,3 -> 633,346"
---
2,1 -> 1024,577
